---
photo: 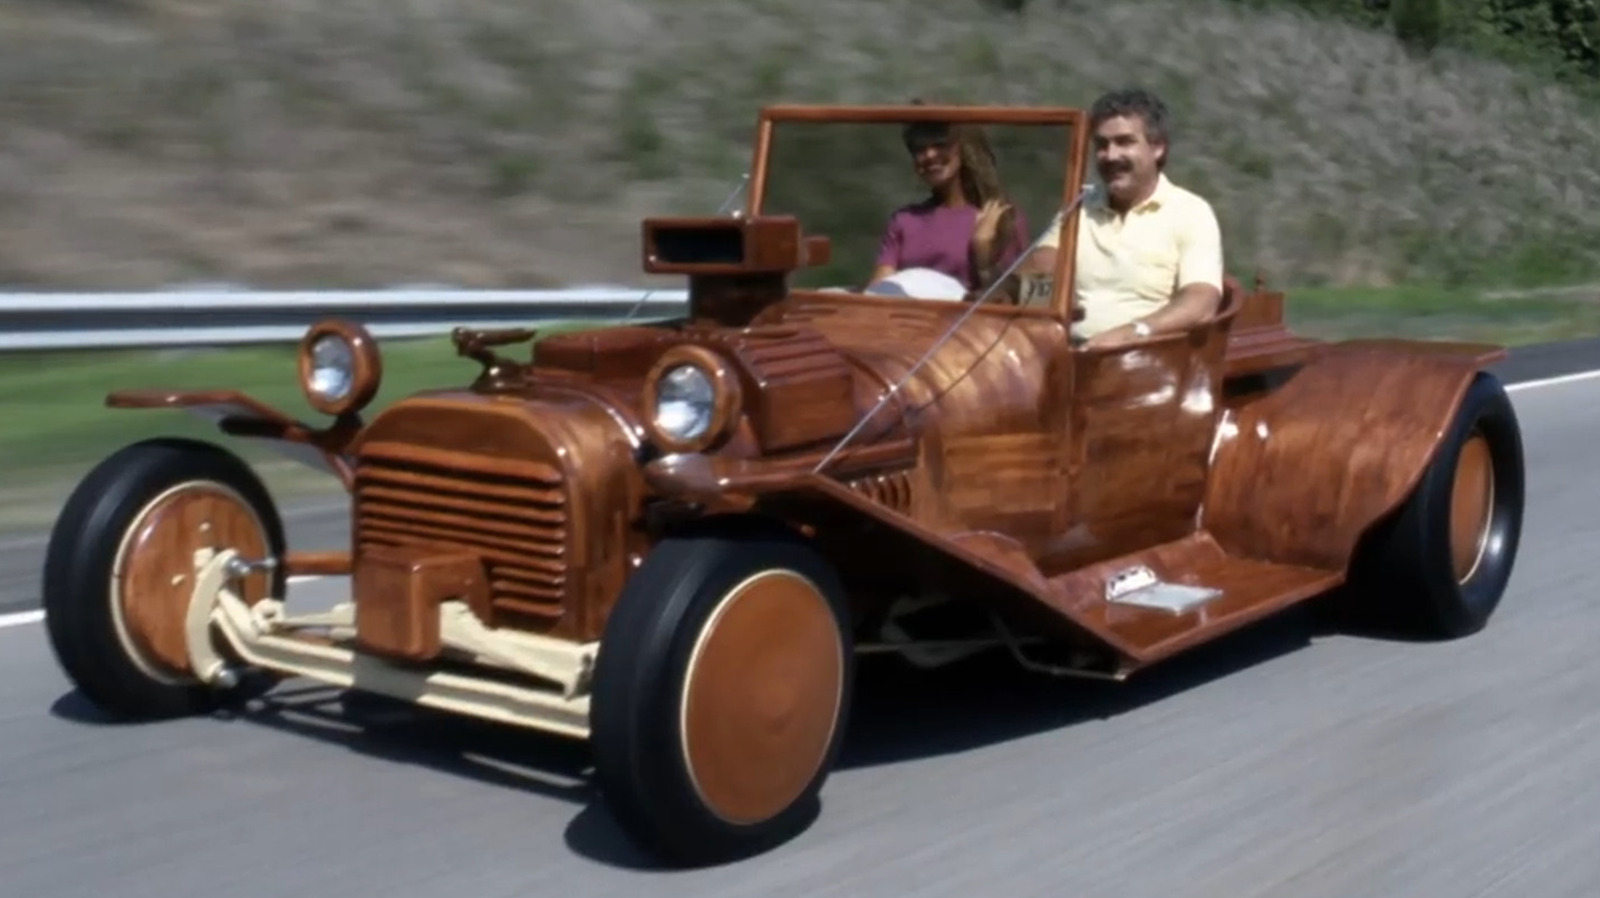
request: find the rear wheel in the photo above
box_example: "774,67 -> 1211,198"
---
588,521 -> 854,867
1348,373 -> 1524,638
42,438 -> 286,719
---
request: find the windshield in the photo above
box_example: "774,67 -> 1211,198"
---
752,113 -> 1080,303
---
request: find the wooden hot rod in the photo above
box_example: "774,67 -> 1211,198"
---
41,104 -> 1524,866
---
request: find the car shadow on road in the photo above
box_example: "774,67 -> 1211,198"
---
837,602 -> 1322,769
47,601 -> 1327,872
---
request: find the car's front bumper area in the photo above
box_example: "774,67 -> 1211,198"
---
186,546 -> 598,740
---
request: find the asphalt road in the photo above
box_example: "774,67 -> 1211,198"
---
1,338 -> 1598,895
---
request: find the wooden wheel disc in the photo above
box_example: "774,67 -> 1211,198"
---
679,569 -> 846,826
111,480 -> 273,684
1449,432 -> 1495,584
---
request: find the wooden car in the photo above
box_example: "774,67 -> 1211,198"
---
40,104 -> 1525,867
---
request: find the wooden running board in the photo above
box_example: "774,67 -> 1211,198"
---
1045,532 -> 1343,666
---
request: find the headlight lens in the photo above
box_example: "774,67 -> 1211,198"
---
307,334 -> 355,401
653,363 -> 716,442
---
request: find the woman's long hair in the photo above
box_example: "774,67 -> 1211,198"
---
902,103 -> 1019,288
949,122 -> 1019,287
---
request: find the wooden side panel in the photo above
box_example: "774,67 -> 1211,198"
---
1068,338 -> 1217,529
1040,288 -> 1240,575
1202,347 -> 1483,570
752,473 -> 1144,660
936,431 -> 1063,540
712,326 -> 858,453
773,294 -> 1076,538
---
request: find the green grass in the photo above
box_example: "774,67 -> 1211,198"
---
0,320 -> 611,534
1280,282 -> 1600,342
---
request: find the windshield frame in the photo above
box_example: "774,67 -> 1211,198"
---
744,103 -> 1090,323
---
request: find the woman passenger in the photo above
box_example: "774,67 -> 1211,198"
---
868,119 -> 1031,294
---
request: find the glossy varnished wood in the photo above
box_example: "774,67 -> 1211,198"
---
352,543 -> 492,661
1220,287 -> 1323,376
1043,532 -> 1344,662
1202,344 -> 1485,570
767,291 -> 1073,538
283,551 -> 351,577
348,388 -> 641,642
1451,433 -> 1495,582
117,481 -> 276,676
1041,288 -> 1240,574
297,320 -> 383,417
679,568 -> 846,825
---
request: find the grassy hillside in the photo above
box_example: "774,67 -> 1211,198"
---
3,0 -> 1600,294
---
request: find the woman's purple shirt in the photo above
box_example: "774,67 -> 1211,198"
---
874,199 -> 1032,288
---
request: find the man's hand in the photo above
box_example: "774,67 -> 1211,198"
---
1081,282 -> 1221,350
1082,322 -> 1144,349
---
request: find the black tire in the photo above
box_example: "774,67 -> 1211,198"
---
1348,372 -> 1524,639
42,437 -> 287,719
588,519 -> 855,867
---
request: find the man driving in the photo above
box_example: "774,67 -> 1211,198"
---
1023,88 -> 1224,348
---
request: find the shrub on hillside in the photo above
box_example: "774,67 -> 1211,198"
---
1391,0 -> 1445,52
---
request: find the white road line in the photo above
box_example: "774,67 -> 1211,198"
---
1505,368 -> 1600,393
0,610 -> 44,629
2,364 -> 1598,633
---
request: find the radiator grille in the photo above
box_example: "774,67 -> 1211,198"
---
353,443 -> 568,621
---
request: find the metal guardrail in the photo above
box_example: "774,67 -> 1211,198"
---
0,288 -> 692,351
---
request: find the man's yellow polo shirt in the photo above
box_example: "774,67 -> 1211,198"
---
1037,173 -> 1223,338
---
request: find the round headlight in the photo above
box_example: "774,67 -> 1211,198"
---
298,320 -> 382,417
654,363 -> 715,441
642,346 -> 740,453
307,334 -> 356,402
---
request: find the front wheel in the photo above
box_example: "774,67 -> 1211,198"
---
42,437 -> 286,719
1349,372 -> 1525,639
588,521 -> 854,867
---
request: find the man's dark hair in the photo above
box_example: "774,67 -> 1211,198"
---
1088,88 -> 1170,167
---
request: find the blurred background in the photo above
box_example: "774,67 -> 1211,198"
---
5,0 -> 1600,542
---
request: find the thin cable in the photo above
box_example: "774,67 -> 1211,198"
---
811,186 -> 1094,476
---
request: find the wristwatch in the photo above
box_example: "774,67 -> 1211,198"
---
1132,321 -> 1152,339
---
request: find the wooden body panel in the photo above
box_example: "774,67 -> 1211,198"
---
746,473 -> 1148,660
1044,322 -> 1231,574
770,291 -> 1072,540
1202,344 -> 1487,570
1042,532 -> 1343,662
